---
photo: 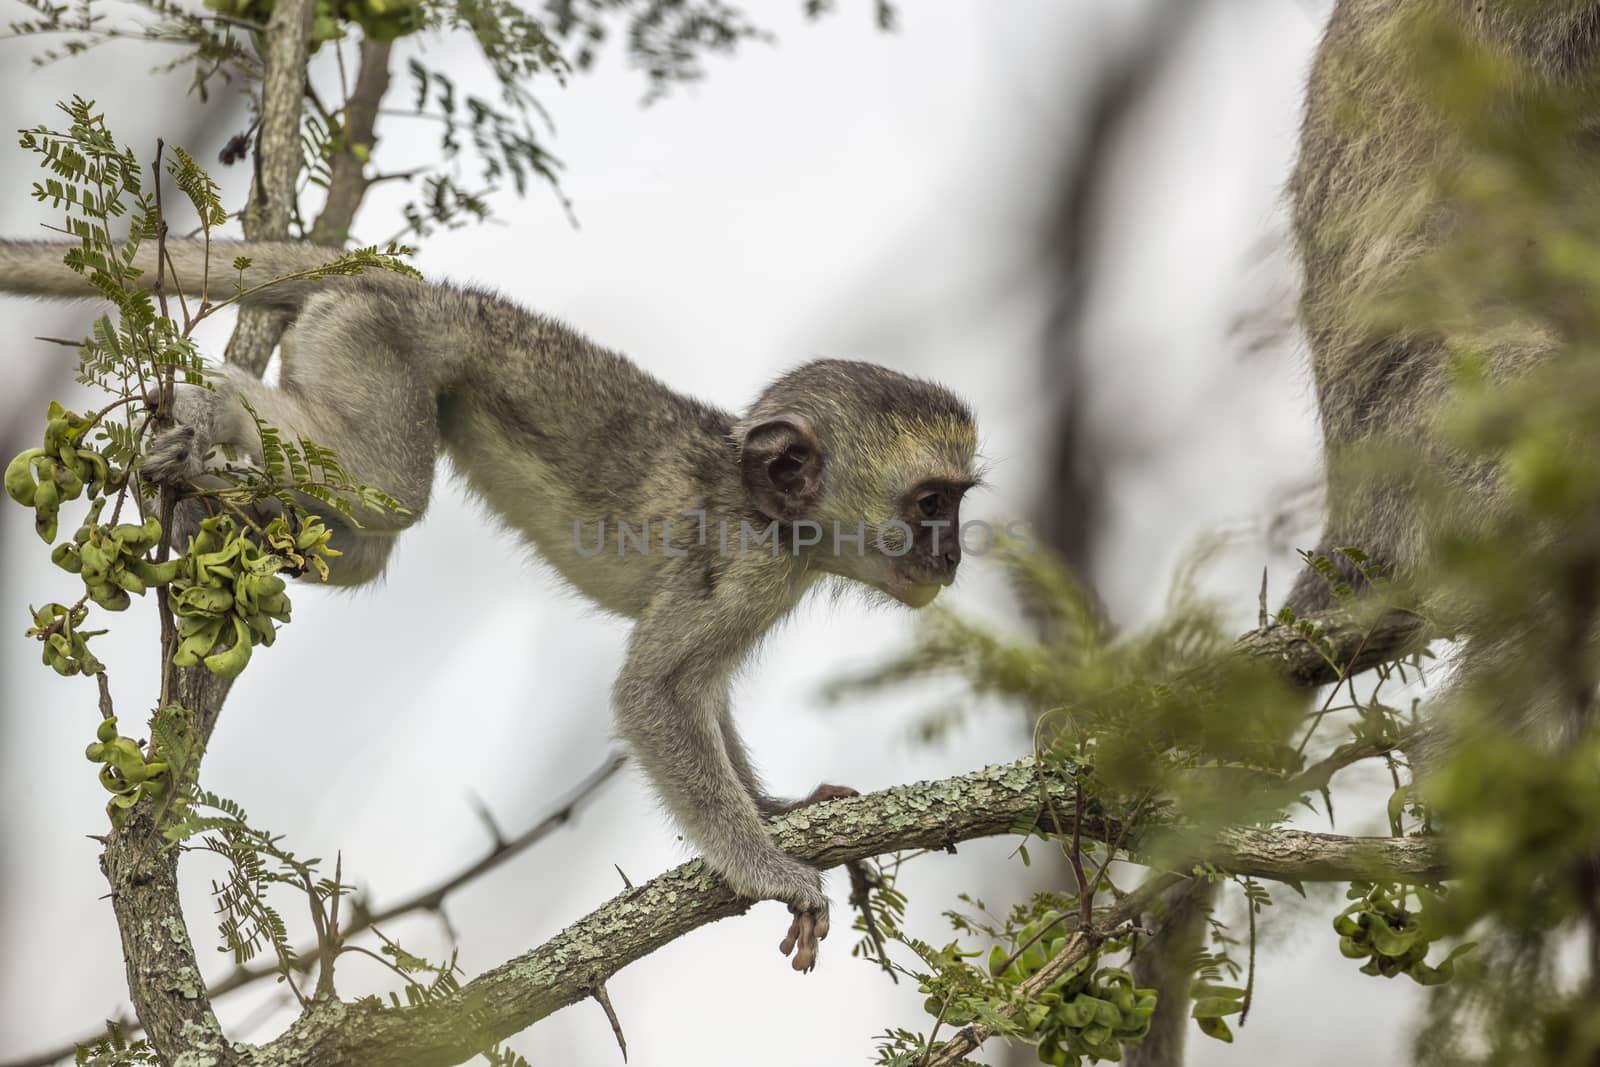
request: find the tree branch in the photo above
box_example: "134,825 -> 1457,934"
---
1235,608 -> 1429,689
249,760 -> 1444,1067
5,753 -> 628,1067
94,3 -> 313,1064
924,874 -> 1184,1067
222,0 -> 313,374
310,38 -> 393,246
99,804 -> 232,1064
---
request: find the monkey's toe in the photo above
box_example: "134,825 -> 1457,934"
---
142,426 -> 204,485
778,783 -> 860,814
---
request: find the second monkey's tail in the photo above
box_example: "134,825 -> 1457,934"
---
0,239 -> 415,310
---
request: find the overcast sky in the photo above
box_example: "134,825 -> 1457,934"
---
0,2 -> 1430,1064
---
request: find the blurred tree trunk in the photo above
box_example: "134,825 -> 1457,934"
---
1022,4 -> 1210,1066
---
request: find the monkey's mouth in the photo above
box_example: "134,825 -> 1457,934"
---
880,577 -> 945,608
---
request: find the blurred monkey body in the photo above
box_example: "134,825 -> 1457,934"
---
1132,6 -> 1600,1065
0,237 -> 978,971
1287,0 -> 1600,617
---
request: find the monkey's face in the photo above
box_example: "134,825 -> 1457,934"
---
864,476 -> 970,607
737,358 -> 979,607
737,419 -> 975,608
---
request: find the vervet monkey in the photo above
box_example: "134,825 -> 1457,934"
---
1286,0 -> 1600,618
1135,4 -> 1600,1064
0,238 -> 979,972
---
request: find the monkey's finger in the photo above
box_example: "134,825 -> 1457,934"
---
790,915 -> 818,972
815,909 -> 831,941
779,913 -> 804,957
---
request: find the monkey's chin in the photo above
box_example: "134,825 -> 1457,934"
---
882,581 -> 942,609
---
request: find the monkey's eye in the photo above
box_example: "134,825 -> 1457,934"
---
916,491 -> 944,518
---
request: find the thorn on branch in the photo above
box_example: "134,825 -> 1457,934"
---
368,167 -> 423,186
592,981 -> 627,1062
1259,566 -> 1270,630
614,864 -> 633,890
467,791 -> 508,850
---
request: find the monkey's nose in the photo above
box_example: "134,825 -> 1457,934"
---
939,549 -> 961,585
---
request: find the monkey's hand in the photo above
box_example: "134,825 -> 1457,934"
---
779,899 -> 830,974
767,786 -> 857,972
756,859 -> 831,974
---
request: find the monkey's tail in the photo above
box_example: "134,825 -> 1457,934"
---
0,239 -> 406,310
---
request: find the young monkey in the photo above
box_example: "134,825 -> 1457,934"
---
0,238 -> 980,972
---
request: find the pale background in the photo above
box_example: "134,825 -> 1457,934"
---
0,1 -> 1426,1064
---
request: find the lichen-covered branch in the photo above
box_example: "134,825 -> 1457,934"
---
251,760 -> 1445,1067
100,805 -> 233,1065
79,603 -> 1435,1067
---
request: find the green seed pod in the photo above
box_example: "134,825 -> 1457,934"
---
202,616 -> 255,677
52,460 -> 83,500
4,448 -> 44,506
99,763 -> 135,795
51,543 -> 83,574
32,477 -> 60,542
172,619 -> 225,666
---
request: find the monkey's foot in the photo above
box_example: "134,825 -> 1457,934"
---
142,424 -> 206,485
776,783 -> 859,814
779,903 -> 830,973
140,382 -> 231,486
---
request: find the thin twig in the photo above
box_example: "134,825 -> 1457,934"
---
846,860 -> 896,983
924,875 -> 1185,1067
95,673 -> 115,720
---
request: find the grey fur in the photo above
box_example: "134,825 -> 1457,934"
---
1286,0 -> 1600,617
1284,2 -> 1600,776
0,237 -> 978,969
1119,8 -> 1600,1062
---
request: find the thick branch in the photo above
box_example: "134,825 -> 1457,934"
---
99,805 -> 231,1065
1204,825 -> 1445,882
1235,608 -> 1429,689
256,759 -> 1445,1067
309,38 -> 393,245
222,0 -> 313,374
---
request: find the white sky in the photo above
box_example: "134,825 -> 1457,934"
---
0,2 -> 1428,1064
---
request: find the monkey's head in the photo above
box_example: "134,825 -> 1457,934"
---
736,359 -> 979,608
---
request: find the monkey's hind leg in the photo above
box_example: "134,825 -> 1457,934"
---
144,299 -> 439,585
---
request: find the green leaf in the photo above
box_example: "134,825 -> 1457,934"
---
1191,997 -> 1246,1020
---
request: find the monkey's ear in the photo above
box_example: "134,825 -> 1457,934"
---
740,417 -> 825,521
